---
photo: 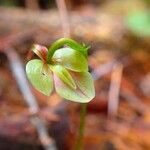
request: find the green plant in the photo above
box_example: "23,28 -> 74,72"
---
26,38 -> 95,149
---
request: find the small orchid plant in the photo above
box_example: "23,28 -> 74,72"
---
26,38 -> 95,103
26,38 -> 95,150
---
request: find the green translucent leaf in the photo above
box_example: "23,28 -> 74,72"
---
50,65 -> 76,90
47,38 -> 88,62
54,71 -> 95,103
26,59 -> 53,96
52,48 -> 88,72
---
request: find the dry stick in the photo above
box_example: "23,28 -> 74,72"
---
55,0 -> 71,37
91,60 -> 149,116
107,63 -> 123,118
91,61 -> 123,118
5,48 -> 57,150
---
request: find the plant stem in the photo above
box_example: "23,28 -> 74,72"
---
47,38 -> 87,63
75,103 -> 87,150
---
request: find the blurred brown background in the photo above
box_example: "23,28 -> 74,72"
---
0,0 -> 150,150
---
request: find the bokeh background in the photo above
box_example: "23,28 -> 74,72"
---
0,0 -> 150,150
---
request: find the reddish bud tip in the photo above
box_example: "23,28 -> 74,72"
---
32,44 -> 48,62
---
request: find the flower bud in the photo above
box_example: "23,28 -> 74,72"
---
32,44 -> 48,62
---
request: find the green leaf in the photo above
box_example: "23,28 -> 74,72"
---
47,38 -> 88,63
50,65 -> 76,90
54,71 -> 95,103
52,48 -> 88,72
26,59 -> 53,96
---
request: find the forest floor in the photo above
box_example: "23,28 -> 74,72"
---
0,5 -> 150,150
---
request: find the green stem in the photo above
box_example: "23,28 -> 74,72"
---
75,103 -> 87,150
47,38 -> 88,63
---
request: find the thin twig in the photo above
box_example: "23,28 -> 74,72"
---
90,59 -> 122,118
108,63 -> 123,118
91,58 -> 149,117
55,0 -> 71,37
5,47 -> 57,150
